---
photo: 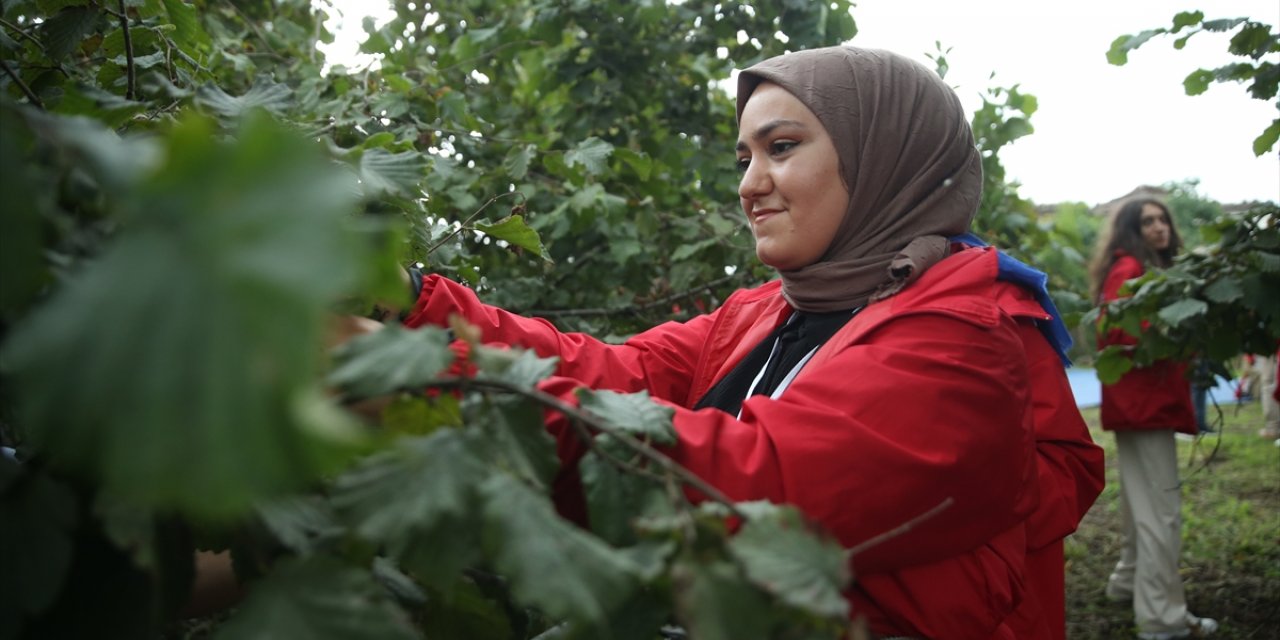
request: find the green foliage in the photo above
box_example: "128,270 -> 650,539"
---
2,112 -> 369,521
1091,205 -> 1280,384
1164,179 -> 1225,247
0,1 -> 864,637
1108,11 -> 1279,156
929,45 -> 1095,334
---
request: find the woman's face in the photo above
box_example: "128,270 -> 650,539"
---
1139,203 -> 1172,251
736,83 -> 850,271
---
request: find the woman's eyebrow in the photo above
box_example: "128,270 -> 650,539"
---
736,118 -> 807,151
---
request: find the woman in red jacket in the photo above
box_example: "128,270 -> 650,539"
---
1091,198 -> 1217,639
403,46 -> 1102,639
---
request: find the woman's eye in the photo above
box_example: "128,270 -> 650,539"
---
770,140 -> 798,155
735,157 -> 751,172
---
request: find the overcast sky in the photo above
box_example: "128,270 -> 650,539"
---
322,0 -> 1279,206
843,0 -> 1278,206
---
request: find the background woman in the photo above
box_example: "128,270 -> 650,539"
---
1091,198 -> 1217,639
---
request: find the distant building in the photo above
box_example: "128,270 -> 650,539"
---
1090,185 -> 1169,218
1034,185 -> 1269,220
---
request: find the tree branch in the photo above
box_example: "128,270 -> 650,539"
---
223,0 -> 278,56
427,376 -> 745,519
0,16 -> 47,52
0,59 -> 44,109
116,0 -> 136,100
425,191 -> 527,257
521,272 -> 749,319
847,497 -> 954,559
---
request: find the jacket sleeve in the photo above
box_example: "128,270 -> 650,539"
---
1017,321 -> 1105,550
660,310 -> 1036,574
402,274 -> 717,405
1099,256 -> 1145,347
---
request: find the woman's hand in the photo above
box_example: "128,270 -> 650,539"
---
326,314 -> 385,350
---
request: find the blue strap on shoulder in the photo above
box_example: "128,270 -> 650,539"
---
950,232 -> 1074,366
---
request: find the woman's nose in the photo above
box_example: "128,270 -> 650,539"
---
738,160 -> 772,200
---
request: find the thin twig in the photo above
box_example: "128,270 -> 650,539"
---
429,127 -> 525,145
437,39 -> 541,73
847,497 -> 955,558
116,0 -> 136,100
0,17 -> 46,52
0,59 -> 44,109
523,273 -> 748,319
223,0 -> 278,56
427,376 -> 745,519
425,191 -> 527,257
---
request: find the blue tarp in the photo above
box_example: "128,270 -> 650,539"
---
1066,368 -> 1237,409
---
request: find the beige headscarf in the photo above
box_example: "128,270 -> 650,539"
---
736,46 -> 983,312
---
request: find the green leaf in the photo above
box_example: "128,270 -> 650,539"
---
1170,10 -> 1204,32
1157,298 -> 1209,325
328,325 -> 454,398
255,496 -> 344,555
1201,18 -> 1248,33
1000,116 -> 1034,141
371,556 -> 426,607
475,396 -> 561,489
673,558 -> 774,640
1095,348 -> 1134,385
1255,119 -> 1280,156
23,110 -> 160,189
196,76 -> 293,117
1254,250 -> 1280,273
1183,68 -> 1214,95
160,0 -> 210,51
1203,277 -> 1245,303
503,143 -> 536,180
54,84 -> 147,128
396,511 -> 483,592
473,345 -> 559,387
1107,30 -> 1160,65
1,115 -> 367,520
381,394 -> 462,436
475,214 -> 551,260
614,147 -> 652,181
215,556 -> 418,640
563,136 -> 614,176
727,502 -> 850,619
419,576 -> 517,640
577,389 -> 676,445
580,441 -> 666,546
357,148 -> 427,198
37,5 -> 99,61
480,474 -> 640,625
331,430 -> 487,552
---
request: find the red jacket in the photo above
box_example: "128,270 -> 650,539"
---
1002,307 -> 1105,640
406,247 -> 1097,639
1097,254 -> 1196,434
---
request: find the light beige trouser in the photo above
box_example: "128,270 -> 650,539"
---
1109,429 -> 1189,634
1256,355 -> 1278,430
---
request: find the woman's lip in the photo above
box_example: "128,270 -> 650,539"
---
751,208 -> 782,222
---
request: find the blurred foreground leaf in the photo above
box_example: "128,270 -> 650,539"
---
215,556 -> 418,640
1,114 -> 369,520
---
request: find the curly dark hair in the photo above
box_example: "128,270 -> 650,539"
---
1088,198 -> 1182,302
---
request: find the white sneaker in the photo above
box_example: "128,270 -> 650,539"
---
1136,613 -> 1219,639
1105,580 -> 1133,603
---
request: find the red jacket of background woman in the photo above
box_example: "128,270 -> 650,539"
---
407,247 -> 1101,639
1097,252 -> 1196,435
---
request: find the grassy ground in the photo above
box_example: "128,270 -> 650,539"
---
1064,401 -> 1280,639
